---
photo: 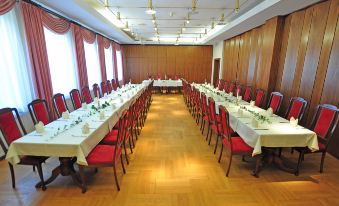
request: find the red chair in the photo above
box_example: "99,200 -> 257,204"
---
112,79 -> 118,91
175,75 -> 180,80
0,108 -> 48,190
254,89 -> 265,108
28,99 -> 51,125
107,80 -> 113,94
69,89 -> 82,110
295,104 -> 338,175
218,80 -> 224,91
116,79 -> 120,88
218,105 -> 253,176
223,81 -> 228,92
228,83 -> 235,94
200,93 -> 209,135
243,86 -> 252,102
78,110 -> 128,193
267,92 -> 283,114
284,97 -> 308,121
52,93 -> 69,118
234,84 -> 242,97
93,83 -> 101,98
147,75 -> 152,79
82,86 -> 92,104
168,75 -> 172,80
100,81 -> 107,95
157,75 -> 161,80
207,97 -> 222,152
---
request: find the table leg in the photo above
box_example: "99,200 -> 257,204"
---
35,157 -> 85,192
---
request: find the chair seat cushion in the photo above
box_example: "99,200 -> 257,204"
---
86,145 -> 121,165
203,115 -> 209,121
100,130 -> 118,144
19,156 -> 48,165
113,123 -> 119,129
223,136 -> 253,154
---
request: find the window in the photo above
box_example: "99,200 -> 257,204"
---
44,27 -> 78,97
84,40 -> 101,86
104,46 -> 114,80
116,51 -> 123,81
0,8 -> 36,112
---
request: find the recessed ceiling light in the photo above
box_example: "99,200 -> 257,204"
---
154,27 -> 157,31
145,0 -> 156,15
182,27 -> 186,31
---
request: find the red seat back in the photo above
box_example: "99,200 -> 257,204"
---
28,99 -> 51,125
0,108 -> 25,149
228,83 -> 235,94
285,97 -> 308,120
93,84 -> 101,98
219,105 -> 232,141
267,92 -> 283,114
208,97 -> 217,123
82,86 -> 92,104
100,82 -> 107,95
106,80 -> 113,94
312,105 -> 338,140
254,89 -> 265,107
243,86 -> 252,102
52,93 -> 68,118
70,89 -> 82,110
223,82 -> 228,92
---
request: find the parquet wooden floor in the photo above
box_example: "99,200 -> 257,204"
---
1,94 -> 339,206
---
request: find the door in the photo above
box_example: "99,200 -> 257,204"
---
213,58 -> 220,87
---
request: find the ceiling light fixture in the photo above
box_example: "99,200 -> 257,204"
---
220,13 -> 225,22
192,0 -> 197,11
123,21 -> 130,31
145,0 -> 156,15
235,0 -> 240,13
186,13 -> 190,24
154,27 -> 157,31
152,14 -> 156,23
204,28 -> 207,34
104,0 -> 109,7
116,11 -> 121,20
211,21 -> 215,29
182,27 -> 186,31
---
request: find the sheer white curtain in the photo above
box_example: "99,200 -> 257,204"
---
116,51 -> 123,81
84,40 -> 101,86
104,46 -> 114,80
44,27 -> 79,97
0,8 -> 36,112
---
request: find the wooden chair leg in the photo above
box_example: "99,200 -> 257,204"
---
218,144 -> 224,163
8,163 -> 15,188
36,163 -> 46,191
208,130 -> 213,145
120,155 -> 126,174
226,153 -> 233,177
320,152 -> 326,173
113,162 -> 120,191
128,136 -> 133,154
123,142 -> 129,165
214,134 -> 220,154
78,165 -> 87,193
206,124 -> 210,141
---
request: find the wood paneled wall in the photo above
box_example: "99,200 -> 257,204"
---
221,0 -> 339,157
123,45 -> 212,83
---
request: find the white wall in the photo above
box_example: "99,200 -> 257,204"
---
211,41 -> 224,84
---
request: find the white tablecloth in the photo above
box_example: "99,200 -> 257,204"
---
193,84 -> 319,156
6,83 -> 149,166
143,79 -> 182,87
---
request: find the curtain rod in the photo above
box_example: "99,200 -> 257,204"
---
22,0 -> 120,44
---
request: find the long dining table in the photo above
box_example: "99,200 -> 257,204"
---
6,82 -> 149,191
192,83 -> 319,175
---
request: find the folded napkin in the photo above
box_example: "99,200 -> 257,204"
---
237,96 -> 242,101
35,121 -> 45,134
81,103 -> 87,109
82,122 -> 90,134
62,110 -> 70,119
290,117 -> 298,127
99,111 -> 105,120
238,108 -> 243,116
250,101 -> 255,107
94,97 -> 99,104
266,107 -> 273,117
229,92 -> 233,96
251,117 -> 258,128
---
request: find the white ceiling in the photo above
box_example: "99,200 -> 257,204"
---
33,0 -> 322,45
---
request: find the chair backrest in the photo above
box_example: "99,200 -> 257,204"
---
235,84 -> 242,97
93,83 -> 101,98
219,105 -> 232,149
201,93 -> 208,115
0,108 -> 26,153
310,104 -> 338,147
113,109 -> 128,159
28,99 -> 51,125
254,89 -> 265,108
168,75 -> 172,80
285,97 -> 308,121
208,97 -> 217,123
100,81 -> 107,95
70,89 -> 82,110
115,79 -> 120,88
157,75 -> 161,80
175,75 -> 180,80
111,79 -> 118,91
243,86 -> 252,102
52,93 -> 69,118
106,80 -> 112,94
218,80 -> 224,90
228,83 -> 235,94
82,86 -> 92,104
223,81 -> 228,92
267,92 -> 283,114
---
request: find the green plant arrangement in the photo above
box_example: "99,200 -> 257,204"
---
240,106 -> 272,124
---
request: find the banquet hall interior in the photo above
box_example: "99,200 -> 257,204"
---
0,0 -> 339,205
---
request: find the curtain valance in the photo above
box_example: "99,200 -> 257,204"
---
41,12 -> 71,34
0,0 -> 15,15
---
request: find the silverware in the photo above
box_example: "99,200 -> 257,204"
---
254,128 -> 269,130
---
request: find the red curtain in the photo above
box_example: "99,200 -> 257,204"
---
41,12 -> 70,34
121,46 -> 126,84
0,0 -> 15,15
112,42 -> 118,81
97,35 -> 109,82
20,2 -> 55,118
73,24 -> 89,89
